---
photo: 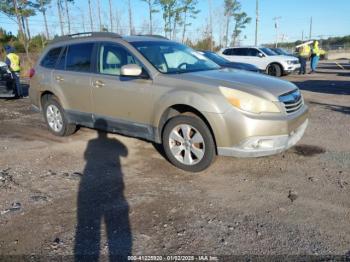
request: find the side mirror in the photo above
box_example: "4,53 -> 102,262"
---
121,64 -> 142,77
258,53 -> 264,58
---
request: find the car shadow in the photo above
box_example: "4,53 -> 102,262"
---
292,80 -> 350,95
313,70 -> 350,77
74,119 -> 132,261
309,101 -> 350,115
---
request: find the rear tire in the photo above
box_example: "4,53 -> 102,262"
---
162,115 -> 216,172
43,95 -> 77,136
267,63 -> 282,77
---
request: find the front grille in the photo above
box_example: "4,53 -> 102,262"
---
279,89 -> 303,114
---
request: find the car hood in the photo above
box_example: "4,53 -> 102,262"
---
274,55 -> 299,61
170,68 -> 298,101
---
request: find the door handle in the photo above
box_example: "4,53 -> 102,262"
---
55,75 -> 64,82
93,80 -> 105,88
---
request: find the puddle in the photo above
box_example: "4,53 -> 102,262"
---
293,144 -> 326,157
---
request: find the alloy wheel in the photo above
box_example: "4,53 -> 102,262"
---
46,104 -> 63,133
168,124 -> 205,166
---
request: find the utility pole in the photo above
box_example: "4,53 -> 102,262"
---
128,0 -> 134,35
255,0 -> 259,46
108,0 -> 113,32
88,0 -> 93,31
64,0 -> 71,34
97,0 -> 102,31
309,16 -> 312,40
273,16 -> 281,48
208,0 -> 213,51
81,11 -> 86,32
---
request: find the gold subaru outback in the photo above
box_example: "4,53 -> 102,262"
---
30,33 -> 308,172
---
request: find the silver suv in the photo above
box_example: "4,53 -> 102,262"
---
30,33 -> 308,172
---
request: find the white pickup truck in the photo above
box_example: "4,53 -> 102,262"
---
219,46 -> 300,77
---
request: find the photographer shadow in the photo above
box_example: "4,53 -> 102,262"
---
74,119 -> 131,261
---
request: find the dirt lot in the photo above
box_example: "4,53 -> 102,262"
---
0,61 -> 349,260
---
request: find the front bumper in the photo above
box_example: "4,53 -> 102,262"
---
218,119 -> 308,157
284,63 -> 301,73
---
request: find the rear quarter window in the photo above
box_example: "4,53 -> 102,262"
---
40,47 -> 63,68
66,43 -> 94,72
56,47 -> 67,70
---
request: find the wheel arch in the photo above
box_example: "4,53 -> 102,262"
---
266,62 -> 284,73
39,90 -> 69,111
40,91 -> 56,110
157,104 -> 218,153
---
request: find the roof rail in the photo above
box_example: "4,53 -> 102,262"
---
50,32 -> 122,44
136,34 -> 169,40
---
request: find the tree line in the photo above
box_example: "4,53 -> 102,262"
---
0,0 -> 251,60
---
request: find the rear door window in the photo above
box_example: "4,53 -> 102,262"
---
41,47 -> 62,68
66,43 -> 94,72
247,48 -> 260,56
232,48 -> 249,56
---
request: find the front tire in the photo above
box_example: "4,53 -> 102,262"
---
43,96 -> 77,136
162,115 -> 216,172
267,63 -> 282,77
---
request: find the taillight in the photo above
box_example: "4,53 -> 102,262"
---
29,68 -> 35,78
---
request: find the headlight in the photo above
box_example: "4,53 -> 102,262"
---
287,60 -> 293,65
219,86 -> 281,114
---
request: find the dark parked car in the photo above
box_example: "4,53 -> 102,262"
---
0,61 -> 15,98
271,48 -> 297,57
198,50 -> 263,73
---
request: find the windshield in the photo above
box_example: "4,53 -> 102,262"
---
202,52 -> 230,65
260,47 -> 278,56
131,41 -> 220,74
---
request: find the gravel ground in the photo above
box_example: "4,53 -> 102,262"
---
0,61 -> 349,260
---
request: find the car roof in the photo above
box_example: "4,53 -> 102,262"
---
49,32 -> 170,46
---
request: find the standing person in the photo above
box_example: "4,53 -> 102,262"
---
5,45 -> 22,98
298,44 -> 310,75
309,40 -> 320,74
